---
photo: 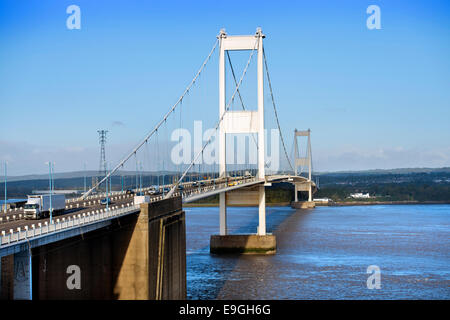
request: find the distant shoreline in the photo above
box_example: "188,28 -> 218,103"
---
184,201 -> 450,208
330,200 -> 450,206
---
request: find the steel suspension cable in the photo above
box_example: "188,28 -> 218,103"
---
227,49 -> 274,170
263,48 -> 294,173
165,40 -> 258,198
226,51 -> 259,151
81,38 -> 219,199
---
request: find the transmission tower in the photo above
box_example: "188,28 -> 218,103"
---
98,130 -> 108,178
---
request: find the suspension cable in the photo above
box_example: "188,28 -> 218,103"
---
227,49 -> 274,170
263,48 -> 294,173
165,39 -> 258,198
81,38 -> 219,199
226,51 -> 259,151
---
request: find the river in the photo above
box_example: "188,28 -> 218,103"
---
185,205 -> 450,299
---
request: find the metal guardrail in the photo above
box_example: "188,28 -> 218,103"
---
182,177 -> 259,200
0,175 -> 298,245
66,190 -> 126,203
1,175 -> 300,220
0,204 -> 140,247
0,189 -> 189,247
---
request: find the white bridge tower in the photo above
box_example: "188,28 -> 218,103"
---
293,129 -> 313,202
218,28 -> 267,236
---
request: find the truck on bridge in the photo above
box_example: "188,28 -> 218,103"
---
23,194 -> 66,220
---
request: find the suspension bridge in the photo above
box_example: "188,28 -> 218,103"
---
0,28 -> 316,300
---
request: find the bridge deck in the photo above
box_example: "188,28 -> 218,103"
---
0,174 -> 315,256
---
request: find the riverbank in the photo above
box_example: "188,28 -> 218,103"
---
331,200 -> 450,206
184,200 -> 450,208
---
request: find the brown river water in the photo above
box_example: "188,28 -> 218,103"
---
185,205 -> 450,299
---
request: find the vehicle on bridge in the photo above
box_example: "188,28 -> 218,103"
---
24,194 -> 65,220
100,198 -> 112,205
126,189 -> 135,195
148,185 -> 161,195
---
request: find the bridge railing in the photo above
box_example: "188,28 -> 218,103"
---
0,204 -> 140,247
181,176 -> 259,200
0,176 -> 263,243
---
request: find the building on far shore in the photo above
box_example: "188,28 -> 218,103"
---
314,198 -> 332,203
313,198 -> 335,206
350,192 -> 370,199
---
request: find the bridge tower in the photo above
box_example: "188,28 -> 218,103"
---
293,129 -> 314,204
218,28 -> 266,236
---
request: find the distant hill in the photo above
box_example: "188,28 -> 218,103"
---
0,170 -> 180,183
2,167 -> 450,183
2,167 -> 449,201
315,167 -> 450,176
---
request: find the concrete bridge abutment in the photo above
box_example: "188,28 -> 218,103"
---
292,180 -> 316,209
211,186 -> 277,255
0,197 -> 186,300
210,234 -> 276,255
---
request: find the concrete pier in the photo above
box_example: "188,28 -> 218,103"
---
291,201 -> 316,209
210,234 -> 276,254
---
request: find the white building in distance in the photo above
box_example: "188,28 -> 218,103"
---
350,193 -> 370,199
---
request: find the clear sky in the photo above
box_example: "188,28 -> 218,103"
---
1,0 -> 449,176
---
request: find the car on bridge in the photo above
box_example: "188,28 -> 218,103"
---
100,198 -> 112,205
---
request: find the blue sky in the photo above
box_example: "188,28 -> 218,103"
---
1,0 -> 449,175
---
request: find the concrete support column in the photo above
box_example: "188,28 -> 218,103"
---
256,29 -> 265,180
0,255 -> 13,299
114,205 -> 149,299
13,250 -> 32,300
147,198 -> 186,300
219,192 -> 227,235
308,182 -> 312,202
218,30 -> 226,179
258,185 -> 266,236
294,184 -> 298,202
